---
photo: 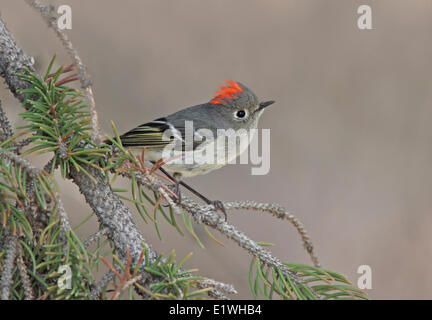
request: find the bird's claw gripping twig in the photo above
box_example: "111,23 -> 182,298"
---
211,200 -> 227,221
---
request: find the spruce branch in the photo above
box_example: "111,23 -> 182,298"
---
0,20 -> 180,293
18,53 -> 234,298
120,169 -> 308,284
0,148 -> 72,235
24,0 -> 102,144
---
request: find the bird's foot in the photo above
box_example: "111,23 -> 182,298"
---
163,181 -> 182,207
211,200 -> 227,221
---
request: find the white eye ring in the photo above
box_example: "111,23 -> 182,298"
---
234,109 -> 248,119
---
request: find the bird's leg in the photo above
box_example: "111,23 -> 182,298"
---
172,172 -> 182,203
178,180 -> 227,221
157,167 -> 227,221
157,166 -> 181,203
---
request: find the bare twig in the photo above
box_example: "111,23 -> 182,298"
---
224,201 -> 320,267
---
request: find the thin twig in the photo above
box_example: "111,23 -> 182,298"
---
224,201 -> 320,267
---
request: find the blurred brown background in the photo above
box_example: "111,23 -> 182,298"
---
1,0 -> 432,299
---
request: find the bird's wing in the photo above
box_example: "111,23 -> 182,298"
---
118,118 -> 178,148
118,117 -> 207,151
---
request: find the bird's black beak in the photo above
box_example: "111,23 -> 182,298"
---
258,100 -> 275,111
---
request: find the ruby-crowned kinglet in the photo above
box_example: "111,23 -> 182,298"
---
112,81 -> 275,218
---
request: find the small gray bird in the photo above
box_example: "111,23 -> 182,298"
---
115,81 -> 275,218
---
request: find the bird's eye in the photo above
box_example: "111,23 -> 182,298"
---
235,110 -> 246,119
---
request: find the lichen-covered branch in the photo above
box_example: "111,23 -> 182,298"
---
24,0 -> 102,143
0,236 -> 18,300
69,164 -> 158,267
0,16 -> 157,272
119,168 -> 315,293
0,19 -> 35,104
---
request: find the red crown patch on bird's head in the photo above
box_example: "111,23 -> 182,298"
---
210,80 -> 244,104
